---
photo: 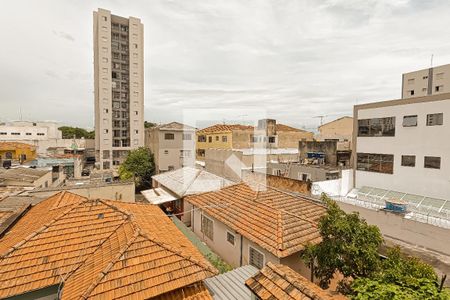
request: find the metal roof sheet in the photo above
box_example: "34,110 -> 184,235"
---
204,265 -> 259,300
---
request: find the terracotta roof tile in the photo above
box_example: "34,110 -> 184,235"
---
246,262 -> 347,300
0,192 -> 217,299
197,124 -> 254,134
185,183 -> 325,257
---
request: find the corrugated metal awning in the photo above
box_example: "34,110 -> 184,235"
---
141,187 -> 178,205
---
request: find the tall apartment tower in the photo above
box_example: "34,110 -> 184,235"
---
402,63 -> 450,99
94,8 -> 144,170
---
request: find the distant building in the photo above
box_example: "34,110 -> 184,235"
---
0,142 -> 37,165
0,167 -> 52,188
316,116 -> 353,144
0,121 -> 61,141
145,122 -> 196,173
0,191 -> 217,299
402,63 -> 450,99
94,8 -> 144,170
185,183 -> 325,279
353,93 -> 450,201
196,120 -> 313,160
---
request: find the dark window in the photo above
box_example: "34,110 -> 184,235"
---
409,90 -> 414,96
426,113 -> 443,126
164,133 -> 175,140
358,117 -> 395,137
401,155 -> 416,167
222,135 -> 227,142
208,136 -> 212,143
201,215 -> 214,240
403,115 -> 418,127
357,153 -> 394,174
424,156 -> 441,169
198,135 -> 206,142
226,232 -> 235,245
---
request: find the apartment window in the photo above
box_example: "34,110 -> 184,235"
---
403,115 -> 417,127
103,150 -> 110,159
435,85 -> 444,92
11,132 -> 20,135
134,130 -> 139,134
26,133 -> 32,136
168,165 -> 175,171
113,130 -> 120,138
103,108 -> 109,114
436,72 -> 444,80
226,231 -> 235,246
208,136 -> 212,143
164,150 -> 169,155
422,88 -> 427,92
165,133 -> 175,140
426,113 -> 443,126
197,149 -> 205,157
0,132 -> 6,135
201,215 -> 214,240
424,156 -> 441,169
133,43 -> 138,49
101,26 -> 108,32
423,76 -> 428,80
198,135 -> 206,142
401,155 -> 416,167
37,133 -> 45,136
103,161 -> 110,169
102,16 -> 107,21
103,129 -> 109,134
222,136 -> 227,142
182,133 -> 192,140
102,57 -> 108,63
268,136 -> 276,143
215,136 -> 219,141
357,153 -> 394,174
407,78 -> 414,85
408,90 -> 414,96
113,140 -> 120,147
249,247 -> 264,269
134,111 -> 138,116
357,117 -> 395,137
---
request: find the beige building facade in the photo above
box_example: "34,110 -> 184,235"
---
316,116 -> 353,143
402,64 -> 450,99
94,8 -> 144,170
145,122 -> 196,173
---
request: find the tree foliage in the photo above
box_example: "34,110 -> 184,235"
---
144,121 -> 157,128
118,147 -> 155,190
58,126 -> 95,139
350,247 -> 450,300
302,194 -> 383,288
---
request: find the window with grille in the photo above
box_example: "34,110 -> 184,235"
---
164,133 -> 175,140
424,156 -> 441,169
426,113 -> 443,126
249,247 -> 264,269
403,115 -> 417,127
401,155 -> 415,167
201,215 -> 214,240
226,232 -> 235,245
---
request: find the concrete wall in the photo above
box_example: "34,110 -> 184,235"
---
337,201 -> 450,256
355,98 -> 450,199
30,181 -> 136,202
231,130 -> 253,149
278,130 -> 313,148
242,170 -> 310,195
299,140 -> 338,166
316,117 -> 353,142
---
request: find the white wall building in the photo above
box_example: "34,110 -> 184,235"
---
0,121 -> 62,141
353,93 -> 450,200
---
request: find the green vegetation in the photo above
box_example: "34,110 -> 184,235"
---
206,253 -> 233,274
58,126 -> 95,139
302,194 -> 450,299
144,121 -> 157,128
118,147 -> 155,190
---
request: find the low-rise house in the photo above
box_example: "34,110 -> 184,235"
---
145,122 -> 196,173
185,183 -> 326,279
246,262 -> 346,300
142,166 -> 233,224
0,191 -> 217,299
0,167 -> 52,188
316,116 -> 353,144
0,141 -> 37,165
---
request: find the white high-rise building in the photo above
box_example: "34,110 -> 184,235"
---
93,8 -> 144,170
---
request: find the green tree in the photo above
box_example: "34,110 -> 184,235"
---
59,126 -> 95,139
144,121 -> 157,128
302,194 -> 383,288
118,147 -> 155,190
350,247 -> 450,300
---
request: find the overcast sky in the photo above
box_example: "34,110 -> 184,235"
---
1,0 -> 450,130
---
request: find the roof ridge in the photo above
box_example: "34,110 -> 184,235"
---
81,224 -> 141,299
138,230 -> 218,276
97,199 -> 133,219
0,197 -> 89,259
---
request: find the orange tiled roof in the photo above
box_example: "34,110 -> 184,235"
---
245,262 -> 347,300
0,191 -> 216,299
0,142 -> 36,151
197,124 -> 254,134
185,183 -> 325,257
275,124 -> 308,132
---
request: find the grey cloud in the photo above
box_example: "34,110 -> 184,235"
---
52,30 -> 75,42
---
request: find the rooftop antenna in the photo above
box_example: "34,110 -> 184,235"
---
19,107 -> 23,121
313,115 -> 326,126
430,54 -> 434,68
